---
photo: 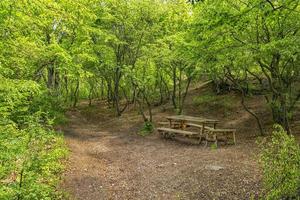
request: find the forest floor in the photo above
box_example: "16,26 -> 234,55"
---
60,84 -> 300,200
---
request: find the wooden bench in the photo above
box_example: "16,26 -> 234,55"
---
186,123 -> 202,128
186,123 -> 212,130
159,122 -> 207,129
158,121 -> 181,128
204,127 -> 236,147
157,127 -> 201,140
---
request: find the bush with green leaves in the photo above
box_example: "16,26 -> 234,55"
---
0,122 -> 67,200
259,125 -> 300,199
139,122 -> 154,136
0,78 -> 68,199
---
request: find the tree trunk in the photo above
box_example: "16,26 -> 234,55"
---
73,80 -> 80,108
178,69 -> 182,114
136,96 -> 148,122
159,78 -> 164,105
178,77 -> 192,115
47,66 -> 54,89
113,67 -> 121,116
106,79 -> 113,106
144,94 -> 153,122
161,76 -> 170,101
240,89 -> 265,136
101,78 -> 104,100
64,76 -> 69,102
225,69 -> 264,136
172,66 -> 177,109
88,86 -> 93,107
271,95 -> 291,134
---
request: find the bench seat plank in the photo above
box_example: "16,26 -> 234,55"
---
204,127 -> 236,147
157,127 -> 199,137
205,127 -> 236,132
186,123 -> 203,128
158,122 -> 180,125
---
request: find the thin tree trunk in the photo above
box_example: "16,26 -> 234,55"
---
73,80 -> 80,108
64,76 -> 69,102
47,66 -> 54,89
161,76 -> 170,100
172,66 -> 177,109
136,96 -> 148,122
226,69 -> 264,136
240,89 -> 264,136
101,78 -> 104,100
159,77 -> 164,105
88,86 -> 93,106
179,77 -> 192,115
178,69 -> 182,113
114,67 -> 121,116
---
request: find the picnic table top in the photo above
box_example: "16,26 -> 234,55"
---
166,115 -> 219,123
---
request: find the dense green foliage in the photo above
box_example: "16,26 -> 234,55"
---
259,125 -> 300,199
0,78 -> 67,199
0,0 -> 299,198
2,0 -> 298,131
191,0 -> 300,134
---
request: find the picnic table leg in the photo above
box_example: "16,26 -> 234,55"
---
201,123 -> 205,145
168,119 -> 172,128
197,129 -> 202,144
214,134 -> 218,148
233,131 -> 236,145
181,120 -> 187,130
205,131 -> 208,147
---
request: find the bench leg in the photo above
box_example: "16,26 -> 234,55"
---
214,134 -> 218,148
166,132 -> 172,139
233,131 -> 236,145
198,130 -> 203,144
160,131 -> 166,139
205,133 -> 208,147
198,136 -> 202,145
205,133 -> 217,148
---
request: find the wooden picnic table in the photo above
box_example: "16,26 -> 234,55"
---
166,115 -> 219,129
158,115 -> 235,146
165,115 -> 219,143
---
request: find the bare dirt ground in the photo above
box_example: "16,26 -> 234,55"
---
60,86 -> 299,200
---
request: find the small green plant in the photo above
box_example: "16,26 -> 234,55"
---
210,143 -> 218,150
259,125 -> 300,200
139,121 -> 154,136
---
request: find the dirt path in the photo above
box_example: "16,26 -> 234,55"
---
61,101 -> 262,200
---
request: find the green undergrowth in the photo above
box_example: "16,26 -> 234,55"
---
0,122 -> 68,200
0,78 -> 68,199
138,122 -> 154,136
258,125 -> 300,199
193,91 -> 237,116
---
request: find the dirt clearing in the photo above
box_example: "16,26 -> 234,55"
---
61,88 -> 265,199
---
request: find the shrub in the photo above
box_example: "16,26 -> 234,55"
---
139,121 -> 154,136
0,121 -> 68,200
0,78 -> 68,199
259,125 -> 300,199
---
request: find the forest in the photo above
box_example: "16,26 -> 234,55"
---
0,0 -> 299,199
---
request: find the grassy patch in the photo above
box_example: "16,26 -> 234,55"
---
193,91 -> 236,116
210,143 -> 218,150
